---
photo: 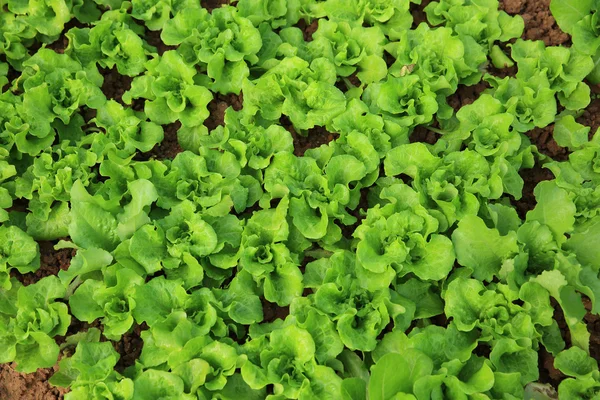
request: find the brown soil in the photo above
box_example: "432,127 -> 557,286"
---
6,198 -> 29,213
56,319 -> 104,348
340,187 -> 369,239
526,125 -> 569,161
100,67 -> 133,105
0,363 -> 68,400
11,242 -> 76,286
113,324 -> 147,373
447,82 -> 490,111
430,313 -> 449,328
534,299 -> 572,389
280,117 -> 337,157
487,46 -> 518,78
577,97 -> 600,139
510,164 -> 555,219
144,29 -> 176,56
583,298 -> 600,363
204,93 -> 243,131
500,0 -> 571,46
411,126 -> 440,145
261,298 -> 290,323
136,121 -> 183,160
295,19 -> 319,42
539,348 -> 565,384
201,0 -> 233,12
294,127 -> 336,157
335,72 -> 361,93
411,0 -> 432,28
46,36 -> 69,55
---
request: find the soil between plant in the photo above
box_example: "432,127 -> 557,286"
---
2,0 -> 600,398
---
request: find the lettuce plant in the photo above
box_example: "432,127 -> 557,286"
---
310,0 -> 415,40
328,98 -> 402,156
6,0 -> 71,39
386,24 -> 487,92
363,74 -> 439,130
354,182 -> 455,288
242,56 -> 346,131
262,130 -> 378,242
92,100 -> 165,157
14,141 -> 98,239
385,143 -> 506,228
548,118 -> 600,224
124,51 -> 213,128
131,0 -> 201,31
66,6 -> 151,77
425,0 -> 524,51
237,0 -> 307,28
551,0 -> 600,83
0,155 -> 16,223
196,108 -> 294,171
162,6 -> 262,94
510,40 -> 593,111
69,265 -> 144,340
12,49 -> 105,156
366,328 -> 497,400
238,198 -> 303,306
68,178 -> 158,251
0,62 -> 8,89
0,225 -> 40,289
303,250 -> 406,351
241,324 -> 343,399
145,150 -> 261,213
0,13 -> 36,69
309,20 -> 388,84
554,347 -> 600,399
0,276 -> 70,372
50,340 -> 134,400
129,199 -> 242,288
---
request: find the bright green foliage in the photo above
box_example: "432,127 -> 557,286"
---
510,40 -> 593,110
0,276 -> 70,372
1,0 -> 600,398
92,100 -> 165,157
310,19 -> 388,83
131,0 -> 201,31
385,143 -> 507,228
425,0 -> 524,49
237,0 -> 304,28
310,0 -> 414,40
162,6 -> 262,94
70,265 -> 144,340
239,198 -> 303,306
303,251 -> 405,350
66,6 -> 151,76
12,49 -> 105,156
551,0 -> 600,83
0,225 -> 40,289
387,24 -> 487,92
196,108 -> 293,169
484,74 -> 557,133
0,12 -> 37,68
355,182 -> 455,285
243,55 -> 347,130
241,324 -> 343,398
124,50 -> 213,127
50,338 -> 134,400
14,143 -> 97,239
